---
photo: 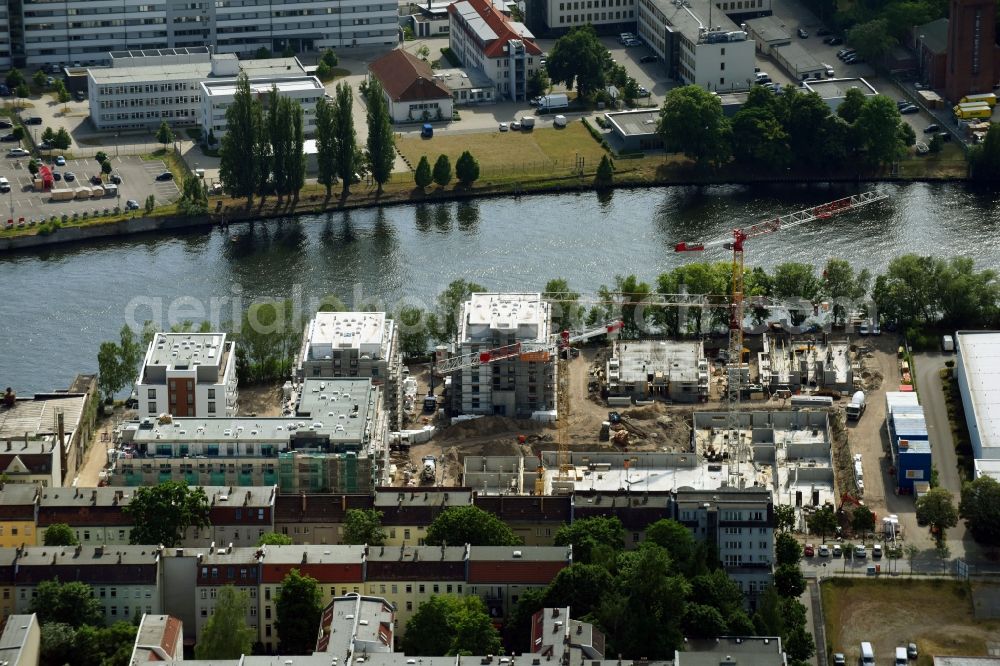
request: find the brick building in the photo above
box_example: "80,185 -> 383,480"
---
945,0 -> 1000,101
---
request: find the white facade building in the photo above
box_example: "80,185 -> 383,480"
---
637,0 -> 755,92
956,331 -> 1000,460
200,76 -> 324,139
88,49 -> 308,131
136,332 -> 238,419
6,0 -> 398,69
448,0 -> 543,102
541,0 -> 637,32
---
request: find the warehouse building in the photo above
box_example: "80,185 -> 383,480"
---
802,77 -> 878,111
604,109 -> 664,151
956,330 -> 1000,460
606,339 -> 709,402
885,391 -> 932,495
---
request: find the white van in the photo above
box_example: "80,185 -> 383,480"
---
860,642 -> 875,666
942,335 -> 955,352
0,177 -> 9,193
895,647 -> 908,666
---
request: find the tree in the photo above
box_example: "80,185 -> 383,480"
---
807,505 -> 838,541
40,622 -> 77,666
432,154 -> 451,188
775,504 -> 796,532
5,68 -> 23,90
195,585 -> 255,659
822,258 -> 870,325
333,81 -> 357,195
773,262 -> 820,325
365,79 -> 395,195
30,580 -> 104,627
53,128 -> 71,150
100,160 -> 113,177
848,18 -> 897,63
785,623 -> 817,662
970,124 -> 1000,180
43,523 -> 78,546
455,150 -> 480,187
916,487 -> 958,542
775,532 -> 802,566
425,505 -> 521,546
55,81 -> 70,108
314,97 -> 338,196
851,505 -> 876,538
220,72 -> 265,204
432,279 -> 486,342
546,25 -> 607,99
275,569 -> 323,654
403,595 -> 501,656
396,305 -> 430,358
541,564 -> 613,618
689,569 -> 744,620
74,621 -> 137,666
595,154 -> 614,186
124,481 -> 209,547
683,604 -> 728,638
144,194 -> 155,215
772,87 -> 839,169
32,69 -> 46,88
266,91 -> 305,199
321,48 -> 338,68
854,95 -> 906,167
554,516 -> 625,564
960,475 -> 1000,546
27,159 -> 38,176
658,85 -> 731,166
258,532 -> 293,546
773,563 -> 806,597
527,69 -> 550,99
594,274 -> 652,339
837,87 -> 867,124
97,341 -> 128,403
156,121 -> 174,149
544,278 -> 584,332
644,519 -> 697,574
178,174 -> 209,216
14,83 -> 28,100
231,299 -> 304,384
343,508 -> 387,545
10,126 -> 24,142
935,540 -> 951,573
41,126 -> 54,144
730,105 -> 789,169
414,155 -> 432,191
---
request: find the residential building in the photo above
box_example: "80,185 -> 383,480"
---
315,594 -> 394,655
13,545 -> 162,624
945,0 -> 1000,101
531,606 -> 605,662
194,546 -> 262,644
572,490 -> 673,545
297,312 -> 404,430
606,339 -> 709,403
0,441 -> 61,489
274,492 -> 375,544
0,551 -> 17,622
758,335 -> 853,393
675,636 -> 786,666
136,332 -> 238,419
200,76 -> 325,139
956,331 -> 1000,460
0,486 -> 39,548
0,614 -> 39,666
37,487 -> 134,548
130,614 -> 183,663
114,378 -> 389,493
364,545 -> 468,631
0,388 -> 95,485
471,493 -> 571,545
201,485 -> 277,548
377,488 -> 473,546
448,293 -> 555,417
88,48 -> 308,131
368,49 -> 454,123
448,0 -> 543,101
637,0 -> 755,92
6,0 -> 398,70
466,545 -> 572,620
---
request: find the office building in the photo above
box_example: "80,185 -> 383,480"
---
201,76 -> 325,139
448,0 -> 543,101
945,0 -> 1000,102
448,293 -> 555,417
297,312 -> 403,430
6,0 -> 398,70
637,0 -> 755,92
535,0 -> 636,32
87,48 -> 308,131
136,332 -> 238,419
606,339 -> 709,403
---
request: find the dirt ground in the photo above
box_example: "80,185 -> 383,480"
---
822,578 -> 1000,666
239,383 -> 284,416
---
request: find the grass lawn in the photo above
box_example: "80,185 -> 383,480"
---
898,142 -> 968,178
396,121 -> 609,179
822,578 -> 1000,666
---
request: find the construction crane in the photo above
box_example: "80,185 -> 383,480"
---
674,190 -> 887,487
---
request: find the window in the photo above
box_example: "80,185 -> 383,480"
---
406,601 -> 413,611
148,401 -> 157,413
208,401 -> 216,414
208,388 -> 216,399
419,585 -> 425,593
147,389 -> 156,399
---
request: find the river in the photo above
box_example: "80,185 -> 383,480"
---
3,181 -> 999,394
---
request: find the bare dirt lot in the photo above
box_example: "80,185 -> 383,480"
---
822,578 -> 1000,666
239,383 -> 284,417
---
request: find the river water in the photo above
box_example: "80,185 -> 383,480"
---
3,182 -> 999,393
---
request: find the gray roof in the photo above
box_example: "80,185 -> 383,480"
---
606,109 -> 661,137
17,544 -> 161,567
803,77 -> 878,100
773,41 -> 825,74
366,545 -> 468,563
469,545 -> 571,561
678,636 -> 786,666
146,332 -> 230,369
918,18 -> 949,55
0,394 -> 87,439
434,68 -> 495,92
453,1 -> 500,41
745,16 -> 792,43
374,488 -> 472,507
651,0 -> 741,43
317,595 -> 394,657
0,614 -> 37,663
260,544 -> 367,565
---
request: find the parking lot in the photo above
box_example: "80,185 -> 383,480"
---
0,154 -> 178,223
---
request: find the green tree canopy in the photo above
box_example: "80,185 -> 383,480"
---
455,150 -> 480,186
544,278 -> 584,332
39,622 -> 77,666
848,18 -> 897,62
432,279 -> 486,342
402,595 -> 501,656
541,563 -> 614,617
658,85 -> 731,166
960,475 -> 1000,546
343,508 -> 387,545
365,78 -> 395,194
195,585 -> 256,659
851,505 -> 877,537
258,532 -> 293,546
644,519 -> 697,574
275,569 -> 323,654
682,604 -> 728,638
74,621 -> 137,666
595,154 -> 614,185
414,155 -> 432,191
432,154 -> 451,188
43,523 -> 79,546
775,532 -> 802,566
854,94 -> 906,167
156,121 -> 174,147
30,580 -> 104,627
315,97 -> 338,196
773,563 -> 806,597
124,481 -> 209,547
916,487 -> 958,542
837,87 -> 867,124
775,504 -> 796,532
807,505 -> 838,541
219,72 -> 265,203
554,516 -> 625,565
546,25 -> 608,99
730,105 -> 789,169
425,505 -> 521,546
333,81 -> 357,195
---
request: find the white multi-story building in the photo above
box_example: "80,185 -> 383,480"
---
448,293 -> 555,418
540,0 -> 637,32
297,312 -> 403,430
200,75 -> 324,139
448,0 -> 543,102
88,48 -> 307,131
136,332 -> 238,419
637,0 -> 755,92
5,0 -> 398,69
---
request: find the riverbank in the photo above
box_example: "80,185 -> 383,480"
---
0,147 -> 970,252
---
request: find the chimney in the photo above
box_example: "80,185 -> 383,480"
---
23,432 -> 28,449
302,551 -> 308,564
117,552 -> 122,564
244,490 -> 250,506
5,441 -> 10,451
301,492 -> 306,513
57,410 -> 65,456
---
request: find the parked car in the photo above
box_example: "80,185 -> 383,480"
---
6,148 -> 28,157
907,644 -> 918,660
39,140 -> 53,150
833,654 -> 846,666
52,171 -> 61,181
924,123 -> 940,133
110,172 -> 122,184
498,122 -> 509,132
24,116 -> 42,125
54,155 -> 66,166
0,134 -> 19,142
0,121 -> 11,130
125,199 -> 140,210
639,55 -> 658,63
873,544 -> 883,559
872,320 -> 881,335
804,543 -> 815,557
859,320 -> 870,335
0,177 -> 9,193
510,120 -> 521,130
64,171 -> 75,181
74,90 -> 85,101
90,175 -> 102,185
155,171 -> 174,181
828,37 -> 844,46
832,544 -> 843,557
798,27 -> 809,38
900,104 -> 919,114
818,544 -> 831,557
854,544 -> 867,559
638,86 -> 650,96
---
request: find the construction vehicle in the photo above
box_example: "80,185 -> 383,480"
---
420,456 -> 436,483
846,390 -> 866,421
675,191 -> 887,486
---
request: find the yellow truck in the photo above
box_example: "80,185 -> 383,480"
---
954,103 -> 993,119
960,93 -> 997,107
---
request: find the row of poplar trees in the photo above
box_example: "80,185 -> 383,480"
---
219,71 -> 396,201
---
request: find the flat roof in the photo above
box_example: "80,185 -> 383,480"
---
110,47 -> 211,60
745,16 -> 792,43
435,67 -> 494,91
146,332 -> 229,368
317,595 -> 394,656
305,312 -> 389,358
773,41 -> 826,73
605,109 -> 660,137
975,458 -> 1000,481
679,636 -> 785,666
365,544 -> 468,563
0,394 -> 87,439
613,339 -> 704,383
296,378 -> 377,436
803,77 -> 878,99
17,544 -> 160,567
650,0 -> 741,43
469,545 -> 571,561
239,57 -> 307,78
91,62 -> 212,83
0,615 -> 36,662
957,331 -> 1000,456
202,76 -> 322,97
462,293 -> 550,340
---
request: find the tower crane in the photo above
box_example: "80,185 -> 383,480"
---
674,190 -> 887,487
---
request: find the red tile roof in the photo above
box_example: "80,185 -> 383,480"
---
449,0 -> 542,58
368,50 -> 452,103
